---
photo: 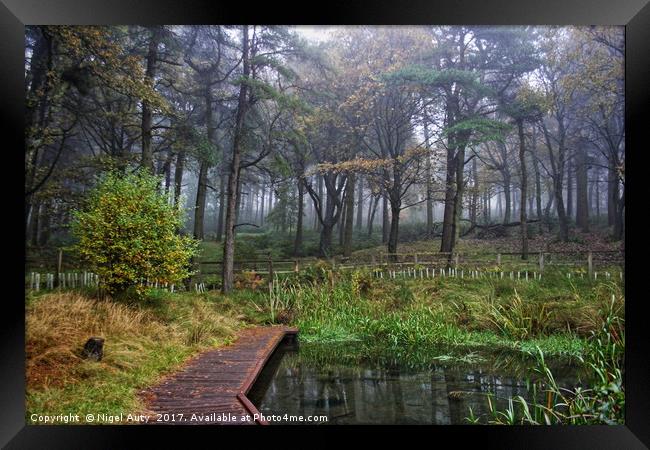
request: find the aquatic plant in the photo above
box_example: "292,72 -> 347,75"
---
466,293 -> 624,425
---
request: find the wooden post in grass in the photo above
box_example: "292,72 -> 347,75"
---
539,252 -> 544,272
55,249 -> 63,288
267,252 -> 274,288
294,260 -> 299,272
414,253 -> 418,265
82,337 -> 104,361
454,253 -> 459,269
587,252 -> 593,279
497,253 -> 501,266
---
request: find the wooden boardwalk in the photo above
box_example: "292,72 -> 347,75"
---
140,326 -> 298,425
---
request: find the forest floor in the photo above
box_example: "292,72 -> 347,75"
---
25,229 -> 625,424
353,228 -> 624,258
191,227 -> 624,264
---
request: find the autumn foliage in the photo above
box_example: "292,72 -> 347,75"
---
71,171 -> 199,296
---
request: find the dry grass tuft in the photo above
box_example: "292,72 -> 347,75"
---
26,292 -> 239,391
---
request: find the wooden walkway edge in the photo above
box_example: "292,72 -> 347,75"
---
140,326 -> 298,425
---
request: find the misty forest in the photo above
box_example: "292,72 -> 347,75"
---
25,26 -> 625,426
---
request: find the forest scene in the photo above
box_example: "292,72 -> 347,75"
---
25,25 -> 625,425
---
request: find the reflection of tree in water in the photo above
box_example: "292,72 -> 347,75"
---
253,344 -> 584,425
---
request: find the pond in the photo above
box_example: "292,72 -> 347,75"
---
247,339 -> 587,425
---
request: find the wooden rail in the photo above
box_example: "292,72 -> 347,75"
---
26,249 -> 624,292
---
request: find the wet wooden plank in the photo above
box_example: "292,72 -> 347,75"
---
140,325 -> 297,425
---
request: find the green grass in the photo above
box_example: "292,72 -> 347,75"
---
270,267 -> 623,364
27,342 -> 194,423
196,228 -> 383,264
25,289 -> 269,424
25,253 -> 624,424
467,295 -> 625,425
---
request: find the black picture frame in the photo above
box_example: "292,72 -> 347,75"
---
2,1 -> 647,447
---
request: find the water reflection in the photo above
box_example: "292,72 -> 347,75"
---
247,341 -> 584,425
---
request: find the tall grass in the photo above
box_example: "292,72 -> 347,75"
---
26,291 -> 242,423
271,269 -> 623,361
466,291 -> 625,425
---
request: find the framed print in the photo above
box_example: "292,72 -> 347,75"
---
2,0 -> 647,447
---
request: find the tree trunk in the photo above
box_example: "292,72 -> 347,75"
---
482,189 -> 490,225
141,26 -> 161,173
595,167 -> 600,218
424,120 -> 434,235
517,119 -> 528,260
388,204 -> 400,257
193,89 -> 214,240
25,28 -> 53,235
173,151 -> 185,208
247,184 -> 255,224
193,162 -> 208,239
343,172 -> 355,257
470,157 -> 478,226
315,175 -> 322,231
503,177 -> 511,224
318,180 -> 335,258
452,147 -> 466,245
319,223 -> 334,259
382,192 -> 389,244
356,175 -> 363,230
554,176 -> 569,242
29,200 -> 41,247
38,199 -> 51,247
293,180 -> 304,256
222,25 -> 250,294
440,148 -> 456,253
162,152 -> 173,196
216,175 -> 225,240
367,194 -> 379,237
338,200 -> 346,246
566,157 -> 573,220
236,181 -> 244,235
497,190 -> 503,219
544,180 -> 554,227
254,183 -> 266,227
614,186 -> 624,240
575,142 -> 589,232
532,153 -> 542,220
607,159 -> 618,227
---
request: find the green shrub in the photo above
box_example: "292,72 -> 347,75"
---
71,170 -> 199,297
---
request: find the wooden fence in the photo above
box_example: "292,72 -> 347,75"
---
26,249 -> 624,292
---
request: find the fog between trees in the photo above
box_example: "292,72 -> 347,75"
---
25,25 -> 624,292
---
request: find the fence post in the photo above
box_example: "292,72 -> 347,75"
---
497,253 -> 501,266
55,249 -> 63,288
414,253 -> 418,265
539,252 -> 544,272
294,260 -> 299,273
587,252 -> 593,279
267,253 -> 274,287
454,253 -> 459,269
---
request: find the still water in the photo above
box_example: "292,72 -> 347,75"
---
248,340 -> 585,425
